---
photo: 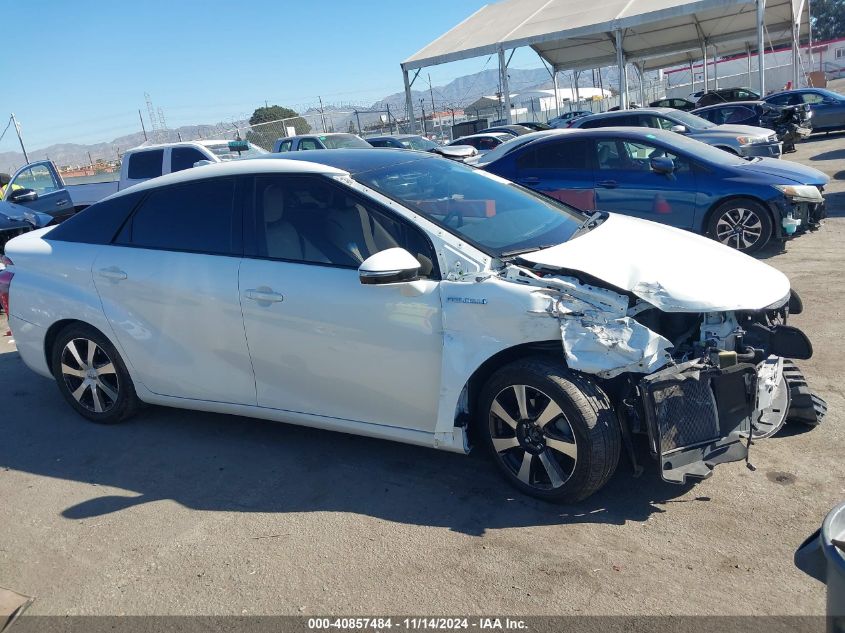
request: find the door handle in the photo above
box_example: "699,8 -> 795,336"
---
518,176 -> 540,184
98,267 -> 127,281
56,199 -> 69,207
245,288 -> 285,303
597,180 -> 618,189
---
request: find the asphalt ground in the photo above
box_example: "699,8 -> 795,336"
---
0,133 -> 843,617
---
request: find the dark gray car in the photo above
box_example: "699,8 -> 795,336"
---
570,107 -> 782,158
764,88 -> 845,133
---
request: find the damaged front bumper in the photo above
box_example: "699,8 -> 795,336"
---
640,359 -> 758,483
639,355 -> 827,484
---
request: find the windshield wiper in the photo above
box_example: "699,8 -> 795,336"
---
570,210 -> 608,239
499,244 -> 559,258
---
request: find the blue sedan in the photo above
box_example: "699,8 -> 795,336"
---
481,128 -> 828,253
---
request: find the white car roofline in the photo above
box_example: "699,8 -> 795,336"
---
105,158 -> 348,200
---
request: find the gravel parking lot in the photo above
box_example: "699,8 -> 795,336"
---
1,136 -> 843,617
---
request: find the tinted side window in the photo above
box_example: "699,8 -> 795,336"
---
276,140 -> 292,152
578,117 -> 604,129
171,147 -> 209,172
47,192 -> 144,245
298,138 -> 320,150
251,175 -> 438,278
803,92 -> 825,104
767,94 -> 791,106
725,107 -> 756,123
127,150 -> 164,180
516,139 -> 591,170
117,178 -> 237,255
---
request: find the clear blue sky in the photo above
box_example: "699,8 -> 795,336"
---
0,0 -> 544,150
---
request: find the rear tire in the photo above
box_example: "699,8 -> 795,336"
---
477,358 -> 621,503
706,198 -> 773,253
51,323 -> 139,424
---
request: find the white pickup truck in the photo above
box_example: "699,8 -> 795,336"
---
2,139 -> 265,214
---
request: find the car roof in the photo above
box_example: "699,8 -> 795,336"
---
106,157 -> 350,200
258,148 -> 438,174
126,139 -> 234,152
454,132 -> 513,141
277,133 -> 359,141
366,134 -> 420,141
692,100 -> 765,111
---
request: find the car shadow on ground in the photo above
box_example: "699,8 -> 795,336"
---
0,352 -> 702,536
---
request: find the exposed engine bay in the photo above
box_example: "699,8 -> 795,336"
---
502,261 -> 826,484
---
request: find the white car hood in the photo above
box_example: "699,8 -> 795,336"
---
518,213 -> 790,313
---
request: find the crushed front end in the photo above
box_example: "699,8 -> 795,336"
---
631,292 -> 825,483
506,259 -> 826,486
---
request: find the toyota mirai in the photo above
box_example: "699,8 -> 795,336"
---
1,151 -> 826,502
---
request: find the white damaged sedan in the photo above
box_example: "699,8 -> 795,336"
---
1,150 -> 826,502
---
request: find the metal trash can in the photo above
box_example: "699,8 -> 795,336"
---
796,500 -> 845,632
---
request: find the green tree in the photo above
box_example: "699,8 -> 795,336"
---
246,105 -> 310,150
812,0 -> 845,41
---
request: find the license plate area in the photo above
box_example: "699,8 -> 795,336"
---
640,361 -> 757,483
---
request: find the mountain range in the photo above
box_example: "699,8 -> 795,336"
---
0,66 -> 618,172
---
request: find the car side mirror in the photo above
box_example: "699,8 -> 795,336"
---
8,188 -> 38,203
359,248 -> 421,285
670,124 -> 687,134
650,156 -> 675,175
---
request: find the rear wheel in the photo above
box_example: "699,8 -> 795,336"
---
51,323 -> 139,424
477,358 -> 621,503
707,198 -> 773,253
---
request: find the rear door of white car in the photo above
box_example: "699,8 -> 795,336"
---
92,176 -> 257,405
238,173 -> 443,432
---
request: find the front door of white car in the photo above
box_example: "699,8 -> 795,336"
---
92,176 -> 257,405
238,174 -> 444,432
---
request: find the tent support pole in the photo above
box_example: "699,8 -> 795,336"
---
792,3 -> 801,88
615,30 -> 627,108
499,48 -> 512,124
757,0 -> 766,95
553,70 -> 561,117
403,68 -> 417,134
702,45 -> 709,92
689,60 -> 695,94
746,42 -> 753,86
713,45 -> 718,89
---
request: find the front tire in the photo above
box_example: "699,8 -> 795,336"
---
707,198 -> 773,253
477,358 -> 621,503
51,323 -> 139,424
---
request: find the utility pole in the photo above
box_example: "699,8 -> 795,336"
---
386,104 -> 395,134
355,110 -> 362,135
419,99 -> 427,136
428,74 -> 437,136
318,96 -> 327,133
11,114 -> 28,163
138,109 -> 148,141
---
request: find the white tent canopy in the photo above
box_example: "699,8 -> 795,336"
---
401,0 -> 808,130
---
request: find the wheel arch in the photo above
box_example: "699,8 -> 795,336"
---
43,319 -> 114,374
701,194 -> 776,237
460,340 -> 565,422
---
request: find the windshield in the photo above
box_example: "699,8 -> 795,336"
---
320,134 -> 372,149
399,136 -> 438,151
352,156 -> 584,257
669,110 -> 716,129
206,142 -> 268,160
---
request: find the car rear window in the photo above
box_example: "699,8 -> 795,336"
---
127,150 -> 164,180
46,192 -> 144,245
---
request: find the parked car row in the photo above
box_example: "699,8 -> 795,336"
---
1,150 -> 825,503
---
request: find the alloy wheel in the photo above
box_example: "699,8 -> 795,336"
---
488,384 -> 577,490
715,207 -> 763,250
60,338 -> 120,414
